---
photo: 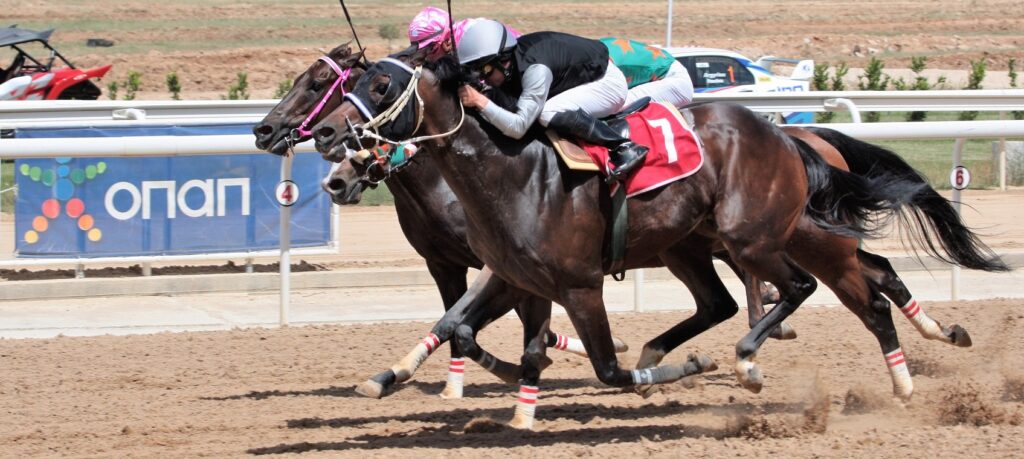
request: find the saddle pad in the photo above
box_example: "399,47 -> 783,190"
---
546,130 -> 600,171
550,102 -> 704,197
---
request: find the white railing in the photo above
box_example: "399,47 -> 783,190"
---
2,89 -> 1023,128
2,91 -> 1023,320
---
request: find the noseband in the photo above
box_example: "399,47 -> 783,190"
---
289,56 -> 353,145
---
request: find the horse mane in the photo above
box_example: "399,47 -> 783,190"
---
426,55 -> 481,92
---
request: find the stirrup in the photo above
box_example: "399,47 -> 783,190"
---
604,146 -> 648,184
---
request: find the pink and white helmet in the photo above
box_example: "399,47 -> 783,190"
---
408,7 -> 451,51
408,7 -> 523,60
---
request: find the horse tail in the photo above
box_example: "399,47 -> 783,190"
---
790,135 -> 924,241
804,127 -> 1009,272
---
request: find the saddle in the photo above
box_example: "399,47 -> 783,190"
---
547,97 -> 650,171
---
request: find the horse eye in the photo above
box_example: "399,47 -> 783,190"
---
374,82 -> 388,96
309,80 -> 323,92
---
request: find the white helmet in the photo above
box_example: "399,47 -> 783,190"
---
456,19 -> 517,66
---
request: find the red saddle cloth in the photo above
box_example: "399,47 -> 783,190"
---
582,102 -> 704,197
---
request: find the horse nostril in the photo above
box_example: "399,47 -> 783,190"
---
315,126 -> 336,143
327,178 -> 347,192
253,124 -> 273,137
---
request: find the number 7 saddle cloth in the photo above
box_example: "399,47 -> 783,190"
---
546,102 -> 705,197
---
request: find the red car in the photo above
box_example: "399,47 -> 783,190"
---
0,26 -> 111,100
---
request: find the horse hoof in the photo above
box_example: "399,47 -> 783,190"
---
689,352 -> 719,373
735,360 -> 763,394
355,379 -> 385,399
612,337 -> 630,353
507,415 -> 534,430
439,385 -> 463,399
949,324 -> 972,348
634,384 -> 657,399
768,322 -> 797,341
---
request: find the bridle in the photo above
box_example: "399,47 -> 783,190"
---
288,55 -> 353,147
340,57 -> 466,185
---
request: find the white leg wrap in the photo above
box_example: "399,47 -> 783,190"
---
885,348 -> 914,400
510,385 -> 539,429
441,358 -> 465,399
631,368 -> 655,385
899,299 -> 947,342
391,333 -> 440,383
552,333 -> 588,356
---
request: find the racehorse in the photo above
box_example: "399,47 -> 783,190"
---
253,43 -> 628,400
310,54 -> 1007,428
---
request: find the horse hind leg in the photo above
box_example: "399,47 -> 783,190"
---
718,253 -> 795,340
795,238 -> 914,401
859,250 -> 971,347
632,242 -> 732,397
729,248 -> 818,394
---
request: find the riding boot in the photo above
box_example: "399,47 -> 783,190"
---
548,109 -> 648,182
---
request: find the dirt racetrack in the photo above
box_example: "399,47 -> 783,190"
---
2,298 -> 1023,457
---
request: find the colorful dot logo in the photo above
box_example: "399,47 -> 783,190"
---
20,157 -> 107,244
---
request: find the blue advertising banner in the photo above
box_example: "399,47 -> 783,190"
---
14,124 -> 332,258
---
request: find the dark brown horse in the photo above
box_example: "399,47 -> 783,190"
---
252,44 -> 627,400
310,55 -> 1006,427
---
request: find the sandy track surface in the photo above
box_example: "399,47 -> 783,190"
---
2,299 -> 1022,457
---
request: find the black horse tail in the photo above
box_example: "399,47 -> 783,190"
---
804,127 -> 1009,272
791,135 -> 923,242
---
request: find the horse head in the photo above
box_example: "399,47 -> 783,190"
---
311,51 -> 463,164
252,42 -> 367,155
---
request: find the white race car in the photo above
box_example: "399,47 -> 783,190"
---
666,47 -> 814,123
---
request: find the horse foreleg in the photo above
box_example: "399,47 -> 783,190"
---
426,262 -> 471,399
859,250 -> 972,347
355,267 -> 508,399
508,296 -> 553,430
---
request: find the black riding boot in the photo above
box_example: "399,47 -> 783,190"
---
548,109 -> 648,182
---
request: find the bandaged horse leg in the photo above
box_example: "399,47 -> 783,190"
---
508,300 -> 553,429
788,233 -> 914,400
561,284 -> 717,390
634,242 -> 729,397
356,268 -> 514,399
546,330 -> 629,356
425,262 -> 472,399
858,250 -> 972,347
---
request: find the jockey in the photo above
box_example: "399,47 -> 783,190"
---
455,19 -> 648,181
600,37 -> 694,108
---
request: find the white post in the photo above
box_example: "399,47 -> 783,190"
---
279,154 -> 294,326
665,0 -> 674,47
245,256 -> 254,274
142,262 -> 152,276
950,138 -> 965,301
633,269 -> 645,312
999,112 -> 1007,191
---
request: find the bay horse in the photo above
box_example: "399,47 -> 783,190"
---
252,43 -> 628,399
310,55 -> 1007,427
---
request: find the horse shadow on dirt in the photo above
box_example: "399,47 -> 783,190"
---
202,377 -> 624,401
249,398 -> 802,455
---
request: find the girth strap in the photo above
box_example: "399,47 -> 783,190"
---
609,185 -> 628,281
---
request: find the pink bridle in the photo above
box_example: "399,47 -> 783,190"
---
291,56 -> 353,141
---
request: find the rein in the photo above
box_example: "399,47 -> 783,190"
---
289,56 -> 353,144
